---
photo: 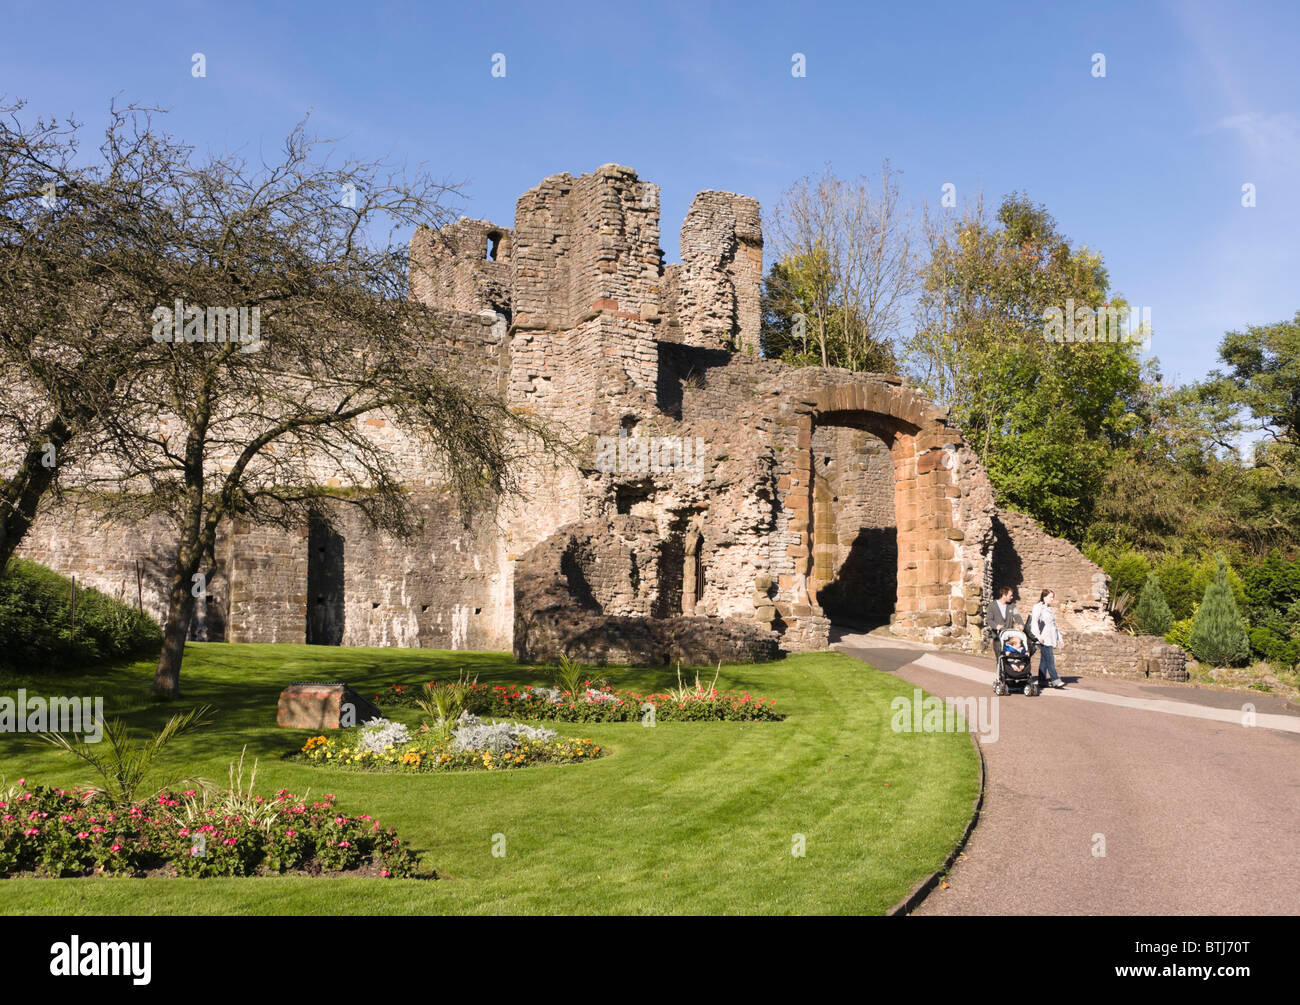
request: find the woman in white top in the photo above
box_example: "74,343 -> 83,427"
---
1030,589 -> 1065,689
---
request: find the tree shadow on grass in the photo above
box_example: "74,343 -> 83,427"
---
0,643 -> 808,787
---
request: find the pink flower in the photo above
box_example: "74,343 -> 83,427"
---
285,829 -> 298,838
77,831 -> 90,839
380,870 -> 390,877
179,828 -> 190,837
110,844 -> 122,853
23,828 -> 38,836
223,838 -> 237,845
338,840 -> 351,848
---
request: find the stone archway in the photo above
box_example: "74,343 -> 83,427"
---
778,376 -> 982,647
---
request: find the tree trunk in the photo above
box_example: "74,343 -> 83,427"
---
0,422 -> 70,572
151,561 -> 198,699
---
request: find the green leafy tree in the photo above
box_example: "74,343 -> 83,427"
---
1133,573 -> 1174,637
760,246 -> 880,368
1196,312 -> 1300,549
1188,556 -> 1251,667
1166,616 -> 1194,650
907,194 -> 1144,540
1085,375 -> 1258,553
1088,545 -> 1150,612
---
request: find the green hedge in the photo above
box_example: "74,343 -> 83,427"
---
0,559 -> 161,670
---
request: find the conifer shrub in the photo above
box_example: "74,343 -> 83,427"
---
1188,556 -> 1251,667
1133,573 -> 1174,637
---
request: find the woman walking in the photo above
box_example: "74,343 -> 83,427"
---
1030,589 -> 1066,689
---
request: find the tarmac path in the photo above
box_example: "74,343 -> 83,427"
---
834,632 -> 1300,915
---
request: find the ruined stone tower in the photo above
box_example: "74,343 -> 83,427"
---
15,164 -> 1184,678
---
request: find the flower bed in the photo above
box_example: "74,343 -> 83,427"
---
293,715 -> 604,773
374,681 -> 782,723
0,780 -> 421,878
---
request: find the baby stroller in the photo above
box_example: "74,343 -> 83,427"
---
993,629 -> 1038,696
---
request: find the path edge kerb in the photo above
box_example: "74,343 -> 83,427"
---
886,728 -> 986,917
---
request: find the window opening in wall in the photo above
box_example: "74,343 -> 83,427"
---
615,480 -> 654,515
486,231 -> 502,261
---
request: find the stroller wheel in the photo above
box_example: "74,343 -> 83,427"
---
1026,685 -> 1039,697
993,681 -> 1006,696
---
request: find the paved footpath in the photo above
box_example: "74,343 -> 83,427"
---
835,632 -> 1300,915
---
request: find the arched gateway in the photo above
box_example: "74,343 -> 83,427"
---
754,370 -> 997,652
798,382 -> 981,641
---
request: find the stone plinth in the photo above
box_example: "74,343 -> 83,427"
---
276,682 -> 382,730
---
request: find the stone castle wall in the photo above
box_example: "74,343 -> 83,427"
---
11,162 -> 1166,676
1055,632 -> 1189,681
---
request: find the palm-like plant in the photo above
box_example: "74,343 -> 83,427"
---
551,655 -> 586,702
39,705 -> 214,806
416,671 -> 476,736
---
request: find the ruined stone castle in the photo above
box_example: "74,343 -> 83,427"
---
15,164 -> 1186,679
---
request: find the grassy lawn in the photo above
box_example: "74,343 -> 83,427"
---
0,643 -> 979,915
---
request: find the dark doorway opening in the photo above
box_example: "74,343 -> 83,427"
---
818,527 -> 898,628
810,422 -> 898,633
307,519 -> 345,645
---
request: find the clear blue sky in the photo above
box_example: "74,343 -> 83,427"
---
3,0 -> 1297,385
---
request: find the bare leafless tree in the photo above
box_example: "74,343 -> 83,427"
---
764,162 -> 915,372
0,99 -> 190,571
